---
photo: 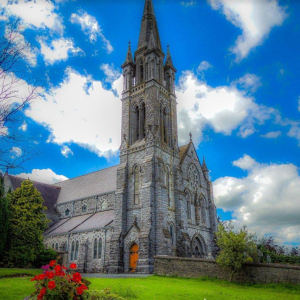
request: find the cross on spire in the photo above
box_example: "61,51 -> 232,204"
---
189,132 -> 192,141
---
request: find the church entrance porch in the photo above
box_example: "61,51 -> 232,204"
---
130,243 -> 139,272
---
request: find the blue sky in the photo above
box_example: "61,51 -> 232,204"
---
1,0 -> 300,247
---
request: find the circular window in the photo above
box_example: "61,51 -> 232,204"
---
188,164 -> 199,192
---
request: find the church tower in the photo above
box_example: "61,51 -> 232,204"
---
109,0 -> 217,274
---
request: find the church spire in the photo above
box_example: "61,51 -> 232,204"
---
125,41 -> 133,63
165,45 -> 174,68
202,156 -> 208,171
137,0 -> 162,52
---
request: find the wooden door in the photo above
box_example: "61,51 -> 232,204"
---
130,243 -> 139,272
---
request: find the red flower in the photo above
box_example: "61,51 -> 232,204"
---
30,276 -> 37,281
54,265 -> 62,272
48,280 -> 56,290
37,274 -> 45,280
72,272 -> 82,283
46,271 -> 55,279
81,284 -> 88,290
37,295 -> 43,300
49,260 -> 56,267
76,286 -> 84,295
70,263 -> 77,269
62,265 -> 67,270
40,287 -> 47,295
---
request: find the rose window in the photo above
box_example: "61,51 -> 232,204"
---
188,164 -> 199,192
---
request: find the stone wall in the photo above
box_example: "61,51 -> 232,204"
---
154,255 -> 300,284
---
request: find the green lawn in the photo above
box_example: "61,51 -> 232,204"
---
0,268 -> 40,277
0,272 -> 300,300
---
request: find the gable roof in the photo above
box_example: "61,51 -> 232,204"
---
5,174 -> 60,214
179,143 -> 191,164
54,165 -> 118,204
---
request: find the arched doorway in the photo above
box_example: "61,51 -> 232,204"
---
129,243 -> 139,272
193,236 -> 206,258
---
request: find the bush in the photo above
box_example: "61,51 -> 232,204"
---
33,249 -> 58,268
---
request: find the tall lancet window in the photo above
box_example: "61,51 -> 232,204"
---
140,61 -> 144,83
140,102 -> 146,139
135,105 -> 139,141
163,107 -> 168,144
166,166 -> 171,206
186,191 -> 191,220
134,166 -> 140,205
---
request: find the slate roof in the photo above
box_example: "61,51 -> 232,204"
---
5,175 -> 60,214
54,165 -> 118,204
44,210 -> 114,237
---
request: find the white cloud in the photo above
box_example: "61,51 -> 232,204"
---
16,168 -> 68,184
100,63 -> 120,84
25,68 -> 122,159
213,155 -> 300,244
176,71 -> 274,146
10,146 -> 22,157
208,0 -> 288,61
70,11 -> 113,53
61,145 -> 73,158
287,124 -> 300,146
39,38 -> 83,65
180,1 -> 197,7
234,73 -> 261,93
1,0 -> 63,33
19,121 -> 27,132
261,131 -> 282,139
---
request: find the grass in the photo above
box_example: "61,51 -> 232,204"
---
0,268 -> 40,277
0,271 -> 300,300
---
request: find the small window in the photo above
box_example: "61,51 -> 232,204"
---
98,238 -> 102,258
55,243 -> 58,250
82,205 -> 87,213
93,238 -> 98,259
75,241 -> 79,260
70,241 -> 75,260
52,243 -> 54,249
65,208 -> 70,216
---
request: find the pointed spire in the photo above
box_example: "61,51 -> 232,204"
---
165,45 -> 173,66
125,41 -> 133,63
148,30 -> 156,50
137,0 -> 162,51
202,156 -> 208,171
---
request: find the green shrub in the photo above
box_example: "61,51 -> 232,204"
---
33,249 -> 58,268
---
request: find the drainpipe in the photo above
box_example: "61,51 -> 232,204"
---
103,229 -> 107,273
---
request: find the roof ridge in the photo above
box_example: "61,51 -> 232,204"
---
53,164 -> 119,185
7,174 -> 61,189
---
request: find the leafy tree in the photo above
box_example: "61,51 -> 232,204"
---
6,179 -> 49,267
0,173 -> 9,260
215,222 -> 257,282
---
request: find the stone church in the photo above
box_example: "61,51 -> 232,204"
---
4,0 -> 218,273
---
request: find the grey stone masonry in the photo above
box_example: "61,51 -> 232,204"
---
6,0 -> 219,275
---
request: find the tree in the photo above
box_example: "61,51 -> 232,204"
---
5,179 -> 49,267
215,222 -> 257,282
0,18 -> 38,171
0,173 -> 9,260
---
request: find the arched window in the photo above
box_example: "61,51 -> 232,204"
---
70,241 -> 75,260
139,102 -> 146,140
200,196 -> 207,225
75,241 -> 79,260
135,105 -> 139,141
52,243 -> 54,249
55,243 -> 58,250
98,238 -> 102,258
140,62 -> 144,83
166,167 -> 171,206
124,70 -> 127,91
65,208 -> 70,216
170,224 -> 175,245
134,166 -> 140,205
82,205 -> 87,213
93,238 -> 98,259
163,107 -> 167,143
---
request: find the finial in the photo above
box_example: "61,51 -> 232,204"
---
189,132 -> 192,142
128,40 -> 131,47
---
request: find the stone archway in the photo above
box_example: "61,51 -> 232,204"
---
192,236 -> 206,258
129,243 -> 139,272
